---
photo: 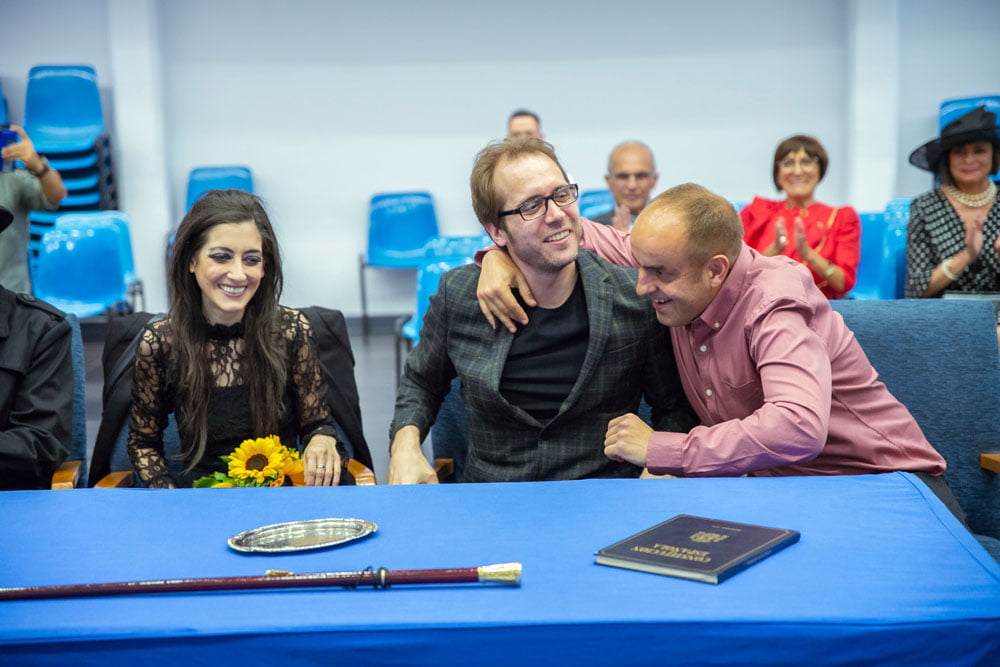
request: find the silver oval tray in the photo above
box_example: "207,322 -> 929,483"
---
228,518 -> 378,553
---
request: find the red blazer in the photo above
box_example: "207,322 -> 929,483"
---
740,196 -> 860,299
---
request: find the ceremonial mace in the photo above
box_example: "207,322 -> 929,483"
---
0,563 -> 522,601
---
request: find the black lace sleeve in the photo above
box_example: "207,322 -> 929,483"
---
284,308 -> 341,447
126,323 -> 175,488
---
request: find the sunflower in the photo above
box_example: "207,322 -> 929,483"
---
227,435 -> 286,484
281,449 -> 305,486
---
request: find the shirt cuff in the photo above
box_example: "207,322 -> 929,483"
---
646,430 -> 688,475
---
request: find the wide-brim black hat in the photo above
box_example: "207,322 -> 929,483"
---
909,105 -> 1000,171
0,206 -> 11,236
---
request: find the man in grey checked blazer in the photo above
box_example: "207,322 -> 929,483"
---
388,139 -> 694,484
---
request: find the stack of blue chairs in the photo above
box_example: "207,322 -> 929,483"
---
0,79 -> 7,126
23,65 -> 116,268
32,215 -> 130,317
360,191 -> 441,335
31,211 -> 145,317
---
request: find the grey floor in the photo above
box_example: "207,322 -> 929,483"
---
82,331 -> 411,484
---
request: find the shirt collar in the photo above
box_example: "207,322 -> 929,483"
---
693,243 -> 753,331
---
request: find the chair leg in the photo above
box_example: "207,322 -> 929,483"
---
359,254 -> 369,337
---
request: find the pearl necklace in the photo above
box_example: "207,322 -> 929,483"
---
944,181 -> 997,208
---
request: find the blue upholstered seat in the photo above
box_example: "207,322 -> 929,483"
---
832,299 -> 1000,561
66,313 -> 88,486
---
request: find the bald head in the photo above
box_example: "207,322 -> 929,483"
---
634,183 -> 743,266
605,142 -> 658,215
632,184 -> 741,327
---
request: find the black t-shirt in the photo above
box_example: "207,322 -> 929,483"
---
499,277 -> 589,423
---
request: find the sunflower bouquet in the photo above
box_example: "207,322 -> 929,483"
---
193,435 -> 305,488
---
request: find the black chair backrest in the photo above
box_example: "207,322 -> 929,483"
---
90,307 -> 372,486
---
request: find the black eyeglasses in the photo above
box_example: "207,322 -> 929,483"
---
499,184 -> 579,222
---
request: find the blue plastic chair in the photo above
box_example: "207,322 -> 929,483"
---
57,211 -> 143,311
359,192 -> 440,335
578,189 -> 615,219
848,212 -> 889,300
940,95 -> 1000,130
32,220 -> 128,317
0,78 -> 7,126
394,256 -> 474,382
24,65 -> 105,154
185,166 -> 255,211
884,197 -> 912,299
422,233 -> 492,261
849,200 -> 910,300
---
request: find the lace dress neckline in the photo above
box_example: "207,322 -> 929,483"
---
206,321 -> 245,340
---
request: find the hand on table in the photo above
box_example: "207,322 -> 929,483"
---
388,426 -> 439,484
302,434 -> 341,486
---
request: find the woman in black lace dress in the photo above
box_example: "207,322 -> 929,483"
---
127,189 -> 347,487
906,106 -> 1000,331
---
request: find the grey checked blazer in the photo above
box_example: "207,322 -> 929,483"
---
391,250 -> 695,483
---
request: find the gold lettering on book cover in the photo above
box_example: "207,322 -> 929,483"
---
690,531 -> 729,544
632,544 -> 712,563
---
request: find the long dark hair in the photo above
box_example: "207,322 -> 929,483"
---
169,189 -> 286,469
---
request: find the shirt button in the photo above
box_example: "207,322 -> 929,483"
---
705,389 -> 713,397
713,322 -> 721,329
699,345 -> 707,352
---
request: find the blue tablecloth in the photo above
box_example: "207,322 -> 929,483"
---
2,473 -> 999,664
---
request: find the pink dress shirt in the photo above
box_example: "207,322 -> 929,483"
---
575,221 -> 946,477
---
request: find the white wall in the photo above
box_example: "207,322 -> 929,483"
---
0,0 -> 114,133
2,0 -> 997,314
150,0 -> 853,315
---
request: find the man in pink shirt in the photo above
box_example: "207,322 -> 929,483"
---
479,182 -> 956,513
601,183 -> 945,478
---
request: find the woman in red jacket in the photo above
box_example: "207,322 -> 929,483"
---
740,135 -> 860,298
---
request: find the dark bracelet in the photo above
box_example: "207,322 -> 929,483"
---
29,156 -> 51,178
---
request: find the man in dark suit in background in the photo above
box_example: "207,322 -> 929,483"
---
591,142 -> 659,231
0,205 -> 73,489
506,109 -> 543,140
388,139 -> 693,484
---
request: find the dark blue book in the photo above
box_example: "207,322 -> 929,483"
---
595,514 -> 799,584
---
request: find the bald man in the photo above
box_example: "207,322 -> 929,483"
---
591,142 -> 658,232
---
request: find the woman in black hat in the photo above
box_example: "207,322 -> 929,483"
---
905,106 -> 1000,312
